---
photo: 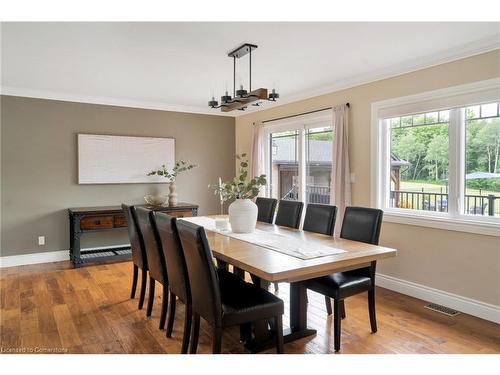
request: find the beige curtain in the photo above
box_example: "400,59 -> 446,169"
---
251,121 -> 264,177
330,104 -> 351,234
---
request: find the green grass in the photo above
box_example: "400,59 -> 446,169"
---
399,180 -> 499,196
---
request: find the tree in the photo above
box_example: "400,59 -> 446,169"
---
425,134 -> 449,180
472,119 -> 500,173
392,132 -> 426,180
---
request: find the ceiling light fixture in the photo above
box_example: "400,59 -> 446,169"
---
208,43 -> 279,112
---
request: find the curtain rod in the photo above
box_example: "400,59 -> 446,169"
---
260,103 -> 350,124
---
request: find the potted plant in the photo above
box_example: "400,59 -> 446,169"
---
147,161 -> 197,206
211,154 -> 266,233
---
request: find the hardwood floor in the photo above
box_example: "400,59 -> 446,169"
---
1,260 -> 499,354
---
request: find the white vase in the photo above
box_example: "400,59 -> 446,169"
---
228,198 -> 258,233
168,182 -> 177,206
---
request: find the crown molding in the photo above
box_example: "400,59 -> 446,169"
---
234,35 -> 500,117
1,36 -> 498,118
0,86 -> 234,117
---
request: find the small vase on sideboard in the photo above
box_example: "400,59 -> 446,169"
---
168,182 -> 178,207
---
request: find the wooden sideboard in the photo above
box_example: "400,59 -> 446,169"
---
68,203 -> 198,267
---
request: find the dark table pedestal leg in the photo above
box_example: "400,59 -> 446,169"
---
286,281 -> 316,342
244,280 -> 316,353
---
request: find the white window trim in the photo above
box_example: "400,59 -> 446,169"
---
262,110 -> 332,202
371,78 -> 500,237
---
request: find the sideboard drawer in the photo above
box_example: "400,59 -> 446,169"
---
166,210 -> 193,218
113,214 -> 127,228
80,216 -> 114,230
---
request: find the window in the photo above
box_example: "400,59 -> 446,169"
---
372,78 -> 500,236
464,103 -> 500,216
389,111 -> 450,212
264,112 -> 332,204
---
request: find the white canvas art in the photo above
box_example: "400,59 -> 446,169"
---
78,134 -> 175,184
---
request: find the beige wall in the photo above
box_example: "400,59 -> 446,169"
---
1,96 -> 235,257
236,50 -> 500,305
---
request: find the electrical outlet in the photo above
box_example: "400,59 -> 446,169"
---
350,173 -> 356,183
38,236 -> 45,246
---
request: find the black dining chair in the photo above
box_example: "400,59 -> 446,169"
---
122,204 -> 149,310
152,212 -> 192,354
306,206 -> 383,352
302,203 -> 338,312
136,207 -> 169,330
302,203 -> 337,236
275,200 -> 304,229
177,219 -> 285,354
256,197 -> 278,223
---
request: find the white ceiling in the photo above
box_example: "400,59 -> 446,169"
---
1,22 -> 499,116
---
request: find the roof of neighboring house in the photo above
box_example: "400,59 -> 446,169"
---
391,153 -> 410,168
273,138 -> 411,168
273,137 -> 331,163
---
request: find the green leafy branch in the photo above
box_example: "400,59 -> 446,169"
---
147,160 -> 197,183
210,153 -> 266,200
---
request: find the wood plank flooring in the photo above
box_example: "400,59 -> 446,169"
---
1,260 -> 499,354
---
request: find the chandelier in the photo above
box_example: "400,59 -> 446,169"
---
208,43 -> 279,112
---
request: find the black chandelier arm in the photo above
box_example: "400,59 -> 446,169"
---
249,47 -> 252,92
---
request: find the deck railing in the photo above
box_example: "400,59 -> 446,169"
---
283,185 -> 499,216
390,190 -> 499,216
283,185 -> 330,203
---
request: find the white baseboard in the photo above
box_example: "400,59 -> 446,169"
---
0,250 -> 69,268
0,244 -> 129,268
376,273 -> 500,324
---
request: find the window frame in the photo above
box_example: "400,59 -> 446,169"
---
371,78 -> 500,237
262,111 -> 332,203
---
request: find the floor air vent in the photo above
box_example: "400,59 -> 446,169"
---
424,303 -> 461,317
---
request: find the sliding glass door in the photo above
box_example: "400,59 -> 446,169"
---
306,127 -> 333,204
264,116 -> 332,204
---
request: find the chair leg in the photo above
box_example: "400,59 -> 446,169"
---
138,269 -> 147,310
368,290 -> 377,333
166,291 -> 177,337
212,325 -> 222,354
333,299 -> 342,352
274,282 -> 279,291
146,277 -> 155,317
181,304 -> 192,354
325,296 -> 332,315
340,300 -> 346,319
216,259 -> 228,271
130,265 -> 138,299
274,315 -> 284,354
159,285 -> 168,330
240,323 -> 252,342
190,312 -> 200,354
233,267 -> 245,279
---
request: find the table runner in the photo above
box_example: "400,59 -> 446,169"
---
180,217 -> 345,260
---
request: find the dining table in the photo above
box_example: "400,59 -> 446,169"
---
180,215 -> 397,352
